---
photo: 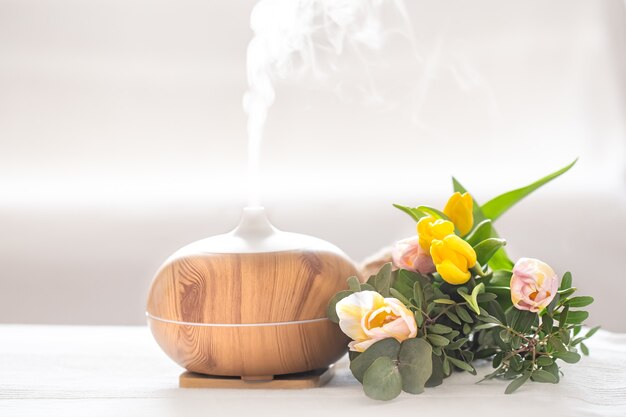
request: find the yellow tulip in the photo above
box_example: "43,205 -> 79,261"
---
443,192 -> 474,236
336,291 -> 418,352
430,235 -> 477,285
416,215 -> 455,251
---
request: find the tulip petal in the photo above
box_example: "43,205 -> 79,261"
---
436,259 -> 471,285
336,291 -> 385,341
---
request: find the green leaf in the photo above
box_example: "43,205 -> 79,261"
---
426,355 -> 445,387
473,238 -> 507,266
392,204 -> 427,222
505,373 -> 530,394
360,283 -> 376,291
465,219 -> 493,246
476,292 -> 498,302
481,159 -> 577,221
393,269 -> 429,302
455,305 -> 474,323
566,296 -> 594,308
458,286 -> 481,315
499,329 -> 511,343
542,362 -> 560,383
445,310 -> 462,325
445,337 -> 469,350
488,249 -> 515,271
536,356 -> 553,366
472,282 -> 485,301
374,263 -> 392,297
580,342 -> 589,356
474,323 -> 498,331
542,314 -> 554,333
417,205 -> 451,221
426,334 -> 450,347
413,282 -> 424,310
554,351 -> 581,364
558,287 -> 577,299
560,271 -> 573,290
509,354 -> 522,371
548,336 -> 567,353
585,326 -> 601,338
485,299 -> 507,324
347,276 -> 361,292
559,306 -> 570,329
447,357 -> 476,374
433,298 -> 456,305
531,369 -> 558,383
489,270 -> 512,287
509,309 -> 537,334
398,338 -> 433,394
442,356 -> 451,376
389,288 -> 411,307
326,290 -> 352,323
475,348 -> 498,359
349,338 -> 401,383
493,352 -> 504,368
362,357 -> 403,401
414,311 -> 424,327
547,293 -> 560,314
564,310 -> 589,325
428,324 -> 453,335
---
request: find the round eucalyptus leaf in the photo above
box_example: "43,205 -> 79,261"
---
349,338 -> 401,383
363,356 -> 403,401
398,338 -> 433,394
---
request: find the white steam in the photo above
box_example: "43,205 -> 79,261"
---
242,0 -> 415,207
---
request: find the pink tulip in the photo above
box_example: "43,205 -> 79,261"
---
510,258 -> 559,312
392,236 -> 436,275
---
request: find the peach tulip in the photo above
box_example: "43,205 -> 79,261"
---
336,291 -> 418,352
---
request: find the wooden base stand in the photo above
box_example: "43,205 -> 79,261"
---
179,366 -> 334,389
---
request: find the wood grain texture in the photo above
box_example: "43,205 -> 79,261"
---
179,367 -> 334,389
147,249 -> 357,377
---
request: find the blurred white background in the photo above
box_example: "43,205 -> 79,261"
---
1,0 -> 625,329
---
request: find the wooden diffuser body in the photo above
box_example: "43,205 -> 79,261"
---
147,207 -> 356,378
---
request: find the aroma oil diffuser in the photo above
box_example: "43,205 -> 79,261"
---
147,206 -> 356,386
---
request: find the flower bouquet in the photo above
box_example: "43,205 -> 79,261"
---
327,160 -> 599,400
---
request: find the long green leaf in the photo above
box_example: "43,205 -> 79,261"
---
481,159 -> 577,221
392,204 -> 427,222
473,238 -> 506,266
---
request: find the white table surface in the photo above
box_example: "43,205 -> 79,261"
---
1,325 -> 625,417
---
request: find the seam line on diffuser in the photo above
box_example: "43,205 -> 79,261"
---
145,312 -> 330,327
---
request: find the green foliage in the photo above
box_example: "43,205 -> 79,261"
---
392,204 -> 426,222
326,290 -> 352,323
474,270 -> 595,394
349,338 -> 401,383
481,159 -> 577,221
338,264 -> 596,400
473,238 -> 507,265
398,338 -> 433,394
363,357 -> 403,401
330,161 -> 596,400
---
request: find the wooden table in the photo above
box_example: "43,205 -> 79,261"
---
1,325 -> 625,416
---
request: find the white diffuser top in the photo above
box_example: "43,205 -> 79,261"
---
174,206 -> 346,255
